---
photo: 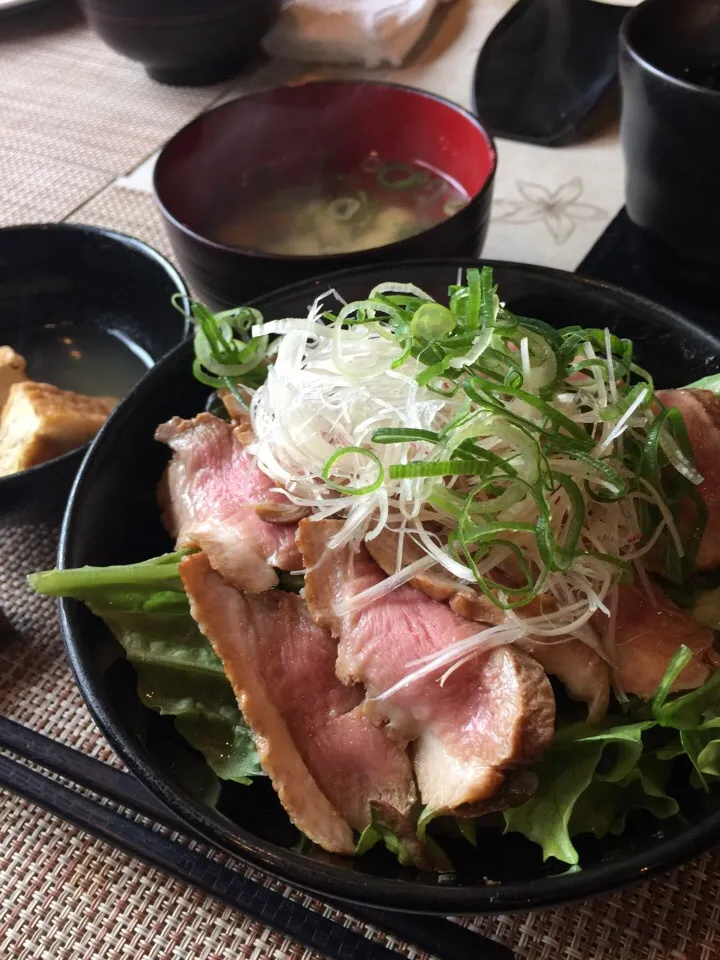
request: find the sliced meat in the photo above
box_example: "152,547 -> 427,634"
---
516,638 -> 610,723
656,388 -> 720,570
364,528 -> 553,624
156,414 -> 301,592
254,501 -> 311,525
610,583 -> 713,698
413,732 -> 504,810
365,529 -> 610,721
216,387 -> 254,445
181,552 -> 416,854
299,519 -> 556,809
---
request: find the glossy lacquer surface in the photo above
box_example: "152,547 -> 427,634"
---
60,261 -> 720,913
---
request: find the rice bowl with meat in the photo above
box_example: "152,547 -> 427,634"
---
33,267 -> 720,873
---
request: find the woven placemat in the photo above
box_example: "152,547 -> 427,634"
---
0,9 -> 236,228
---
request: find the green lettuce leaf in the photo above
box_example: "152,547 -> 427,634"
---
504,740 -> 603,864
30,553 -> 263,788
355,801 -> 443,871
505,647 -> 720,865
684,373 -> 720,394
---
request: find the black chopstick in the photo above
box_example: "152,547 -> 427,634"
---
0,717 -> 513,960
0,715 -> 189,831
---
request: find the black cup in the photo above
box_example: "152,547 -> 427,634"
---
619,0 -> 720,286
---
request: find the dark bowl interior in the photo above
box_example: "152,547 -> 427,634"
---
624,0 -> 720,84
80,0 -> 282,86
0,224 -> 189,516
58,260 -> 720,914
154,82 -> 497,307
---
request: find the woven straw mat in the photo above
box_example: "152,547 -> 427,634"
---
0,11 -> 238,227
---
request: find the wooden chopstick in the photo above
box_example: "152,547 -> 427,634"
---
0,717 -> 513,960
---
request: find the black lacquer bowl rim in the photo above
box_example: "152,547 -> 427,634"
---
58,259 -> 720,914
0,222 -> 190,498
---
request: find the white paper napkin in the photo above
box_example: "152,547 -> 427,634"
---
262,0 -> 452,69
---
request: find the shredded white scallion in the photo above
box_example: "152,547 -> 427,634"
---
231,283 -> 697,697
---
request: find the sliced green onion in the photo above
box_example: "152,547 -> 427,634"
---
411,303 -> 456,341
599,382 -> 651,422
469,380 -> 593,446
389,460 -> 485,479
377,163 -> 429,190
336,300 -> 405,327
465,268 -> 481,330
322,447 -> 385,496
427,377 -> 460,397
551,473 -> 586,571
416,356 -> 452,386
372,428 -> 440,445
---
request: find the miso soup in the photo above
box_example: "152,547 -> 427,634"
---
212,155 -> 470,257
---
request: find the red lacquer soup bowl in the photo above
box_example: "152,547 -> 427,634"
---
154,81 -> 497,308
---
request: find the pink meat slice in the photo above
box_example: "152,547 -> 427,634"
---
656,388 -> 720,570
298,520 -> 556,810
181,552 -> 416,854
365,529 -> 610,721
156,413 -> 301,592
611,583 -> 713,698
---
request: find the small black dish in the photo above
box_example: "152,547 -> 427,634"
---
59,259 -> 720,914
473,0 -> 629,145
0,224 -> 189,518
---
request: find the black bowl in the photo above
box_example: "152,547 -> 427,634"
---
58,260 -> 720,913
0,224 -> 189,518
79,0 -> 281,87
153,82 -> 497,308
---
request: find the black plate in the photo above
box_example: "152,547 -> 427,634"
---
473,0 -> 629,146
0,224 -> 189,517
58,260 -> 720,914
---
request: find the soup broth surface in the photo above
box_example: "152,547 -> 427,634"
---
212,155 -> 470,257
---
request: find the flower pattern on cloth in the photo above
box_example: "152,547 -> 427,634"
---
492,176 -> 607,244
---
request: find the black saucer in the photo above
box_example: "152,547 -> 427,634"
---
579,209 -> 720,337
473,0 -> 629,145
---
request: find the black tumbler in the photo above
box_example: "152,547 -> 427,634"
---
619,0 -> 720,285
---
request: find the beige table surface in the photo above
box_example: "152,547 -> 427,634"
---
2,5 -> 719,960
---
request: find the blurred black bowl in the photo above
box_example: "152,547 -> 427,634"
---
79,0 -> 282,86
0,224 -> 189,519
154,81 -> 497,308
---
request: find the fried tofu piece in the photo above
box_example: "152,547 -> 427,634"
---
0,346 -> 28,411
0,381 -> 117,477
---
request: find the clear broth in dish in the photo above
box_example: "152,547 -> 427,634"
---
22,322 -> 151,398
